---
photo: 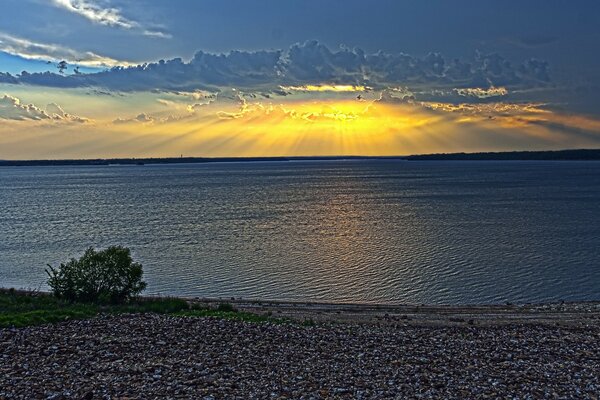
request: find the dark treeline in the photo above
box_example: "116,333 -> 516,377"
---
0,156 -> 397,167
1,150 -> 600,166
405,149 -> 600,161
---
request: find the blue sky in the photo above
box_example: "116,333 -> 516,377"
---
0,0 -> 599,158
2,1 -> 599,70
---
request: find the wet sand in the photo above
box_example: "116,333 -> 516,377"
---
192,297 -> 600,328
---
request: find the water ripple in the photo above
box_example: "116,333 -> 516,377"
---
1,160 -> 599,304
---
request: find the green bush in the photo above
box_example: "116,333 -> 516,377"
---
45,246 -> 147,304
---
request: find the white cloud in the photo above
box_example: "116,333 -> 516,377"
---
46,102 -> 89,123
0,94 -> 50,120
51,0 -> 171,38
0,94 -> 88,122
0,32 -> 130,68
453,86 -> 508,99
375,87 -> 416,104
156,98 -> 176,107
52,0 -> 134,29
113,112 -> 154,124
142,30 -> 171,39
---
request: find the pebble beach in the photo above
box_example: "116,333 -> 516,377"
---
2,307 -> 599,399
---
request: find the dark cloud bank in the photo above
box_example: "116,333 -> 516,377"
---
0,41 -> 550,93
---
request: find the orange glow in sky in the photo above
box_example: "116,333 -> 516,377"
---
1,91 -> 600,160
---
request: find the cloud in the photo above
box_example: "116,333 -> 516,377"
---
375,88 -> 416,104
46,102 -> 89,123
282,41 -> 551,88
51,0 -> 170,38
216,94 -> 250,119
164,90 -> 217,101
417,100 -> 557,129
518,59 -> 550,82
52,0 -> 135,29
0,94 -> 50,121
0,94 -> 88,122
279,84 -> 367,92
214,99 -> 371,123
112,93 -> 216,125
453,86 -> 508,99
0,72 -> 18,84
470,52 -> 550,86
141,29 -> 171,39
156,98 -> 176,107
212,91 -> 551,129
421,101 -> 548,116
0,32 -> 130,68
187,101 -> 212,112
113,110 -> 200,125
1,41 -> 551,97
113,112 -> 153,124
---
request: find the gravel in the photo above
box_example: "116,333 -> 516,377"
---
1,314 -> 599,399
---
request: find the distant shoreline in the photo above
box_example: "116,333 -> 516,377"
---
1,149 -> 600,167
404,148 -> 600,161
0,155 -> 402,167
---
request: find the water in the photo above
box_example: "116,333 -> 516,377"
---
1,160 -> 599,305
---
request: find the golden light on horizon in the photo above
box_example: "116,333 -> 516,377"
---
182,100 -> 451,156
2,96 -> 599,160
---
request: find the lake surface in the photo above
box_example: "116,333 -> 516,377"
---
1,160 -> 599,304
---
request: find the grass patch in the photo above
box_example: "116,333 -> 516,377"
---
0,289 -> 189,328
0,290 -> 294,328
0,306 -> 99,328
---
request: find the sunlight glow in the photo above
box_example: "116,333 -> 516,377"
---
2,94 -> 600,160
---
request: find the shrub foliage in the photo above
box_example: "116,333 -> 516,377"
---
46,246 -> 146,303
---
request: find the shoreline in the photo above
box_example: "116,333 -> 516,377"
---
2,149 -> 600,167
188,296 -> 600,328
6,289 -> 600,328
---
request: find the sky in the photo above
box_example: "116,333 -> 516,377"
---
1,0 -> 600,159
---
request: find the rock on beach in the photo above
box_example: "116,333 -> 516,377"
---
1,314 -> 599,399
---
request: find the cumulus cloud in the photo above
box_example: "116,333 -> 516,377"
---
214,99 -> 369,123
0,32 -> 130,68
113,112 -> 154,124
0,72 -> 18,84
375,87 -> 416,104
51,0 -> 170,38
453,86 -> 508,99
216,94 -> 250,119
421,101 -> 549,117
166,90 -> 217,101
112,93 -> 216,125
46,102 -> 89,122
0,94 -> 88,122
156,98 -> 176,107
2,41 -> 551,96
279,84 -> 367,92
0,94 -> 50,121
187,101 -> 212,112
